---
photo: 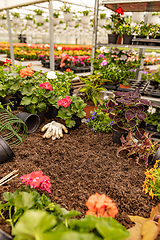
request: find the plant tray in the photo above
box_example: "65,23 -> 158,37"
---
59,66 -> 91,73
143,81 -> 160,97
102,82 -> 118,90
117,79 -> 149,93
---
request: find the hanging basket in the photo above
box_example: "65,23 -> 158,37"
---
53,18 -> 59,25
63,12 -> 73,22
98,19 -> 106,27
35,15 -> 44,24
68,20 -> 75,27
81,16 -> 90,24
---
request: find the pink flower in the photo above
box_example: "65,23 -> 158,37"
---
58,96 -> 72,108
20,171 -> 51,193
40,82 -> 52,91
100,60 -> 107,66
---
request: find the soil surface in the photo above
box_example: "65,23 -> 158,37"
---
0,107 -> 159,238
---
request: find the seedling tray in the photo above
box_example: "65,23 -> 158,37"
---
117,79 -> 149,93
143,81 -> 160,97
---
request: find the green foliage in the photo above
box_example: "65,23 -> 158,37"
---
79,74 -> 104,106
82,9 -> 91,16
34,9 -> 44,15
25,14 -> 33,20
100,13 -> 106,19
11,13 -> 20,18
86,108 -> 113,133
146,107 -> 160,132
1,14 -> 6,19
53,11 -> 60,18
57,96 -> 87,128
61,2 -> 71,13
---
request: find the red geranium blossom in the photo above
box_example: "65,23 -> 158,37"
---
66,68 -> 72,72
115,7 -> 125,15
4,58 -> 12,65
86,192 -> 118,218
20,171 -> 51,193
40,82 -> 52,91
58,96 -> 72,108
20,67 -> 34,78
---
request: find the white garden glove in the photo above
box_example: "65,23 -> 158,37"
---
41,121 -> 68,140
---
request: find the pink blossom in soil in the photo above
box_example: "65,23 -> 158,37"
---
58,96 -> 72,108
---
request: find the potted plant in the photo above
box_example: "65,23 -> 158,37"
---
61,3 -> 73,22
11,12 -> 20,24
34,9 -> 44,24
102,88 -> 155,144
1,14 -> 7,26
146,107 -> 160,133
79,74 -> 104,118
57,95 -> 87,128
99,13 -> 106,27
58,20 -> 65,29
81,9 -> 91,25
25,14 -> 34,26
53,11 -> 60,25
150,12 -> 160,25
44,17 -> 49,28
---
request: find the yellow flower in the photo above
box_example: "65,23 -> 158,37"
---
119,26 -> 122,29
126,24 -> 129,27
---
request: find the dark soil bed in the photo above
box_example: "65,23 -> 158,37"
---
0,108 -> 159,237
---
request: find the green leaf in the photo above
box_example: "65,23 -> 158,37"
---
32,96 -> 38,104
43,231 -> 101,240
14,192 -> 35,209
3,192 -> 14,201
21,96 -> 32,105
12,210 -> 57,240
65,119 -> 75,128
10,82 -> 20,91
63,210 -> 81,220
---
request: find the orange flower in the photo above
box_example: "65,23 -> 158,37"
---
28,63 -> 33,67
66,68 -> 72,72
20,67 -> 34,78
86,192 -> 118,218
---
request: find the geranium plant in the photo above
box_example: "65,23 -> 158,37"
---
102,88 -> 154,133
57,95 -> 87,128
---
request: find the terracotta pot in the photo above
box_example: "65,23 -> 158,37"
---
112,125 -> 128,145
119,84 -> 130,89
117,35 -> 123,44
84,105 -> 98,119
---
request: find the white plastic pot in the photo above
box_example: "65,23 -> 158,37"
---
82,24 -> 89,29
68,20 -> 75,27
35,15 -> 44,24
44,22 -> 49,28
1,19 -> 7,26
132,12 -> 144,23
81,16 -> 90,24
27,20 -> 33,26
58,23 -> 65,29
12,18 -> 19,24
98,18 -> 106,27
150,15 -> 160,24
63,12 -> 73,22
53,18 -> 59,25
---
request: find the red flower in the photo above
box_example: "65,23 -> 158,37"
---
115,7 -> 125,15
58,96 -> 72,108
20,67 -> 34,78
4,58 -> 12,65
20,171 -> 51,193
86,192 -> 118,218
66,68 -> 72,72
40,82 -> 52,91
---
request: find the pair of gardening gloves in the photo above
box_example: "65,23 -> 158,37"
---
41,121 -> 68,140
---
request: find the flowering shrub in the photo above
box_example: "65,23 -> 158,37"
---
40,82 -> 52,91
86,108 -> 114,133
86,192 -> 118,218
20,171 -> 51,193
20,66 -> 34,78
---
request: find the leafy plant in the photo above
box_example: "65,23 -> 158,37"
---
86,108 -> 114,133
34,9 -> 44,15
82,9 -> 91,16
117,130 -> 160,166
1,14 -> 6,19
53,11 -> 60,18
61,2 -> 71,13
79,74 -> 104,106
57,95 -> 87,128
100,13 -> 106,19
146,107 -> 160,132
128,203 -> 160,240
45,18 -> 49,22
102,88 -> 153,133
11,13 -> 20,18
25,14 -> 33,20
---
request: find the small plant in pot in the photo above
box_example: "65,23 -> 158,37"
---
102,88 -> 155,144
11,12 -> 20,24
25,14 -> 34,26
61,3 -> 73,22
146,107 -> 160,133
57,95 -> 87,128
53,11 -> 60,25
99,13 -> 106,27
34,9 -> 44,24
81,9 -> 91,25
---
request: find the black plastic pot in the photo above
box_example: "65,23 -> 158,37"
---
123,34 -> 134,45
0,229 -> 12,240
1,97 -> 17,111
112,127 -> 128,145
0,136 -> 15,164
13,91 -> 23,106
48,106 -> 58,119
16,112 -> 40,133
70,117 -> 82,130
37,110 -> 46,125
146,124 -> 157,132
108,34 -> 118,44
152,147 -> 160,165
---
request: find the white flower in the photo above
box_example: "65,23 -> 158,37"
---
99,46 -> 108,53
57,46 -> 62,51
47,71 -> 57,80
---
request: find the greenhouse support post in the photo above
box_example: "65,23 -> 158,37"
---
6,9 -> 15,67
91,0 -> 99,74
49,0 -> 55,71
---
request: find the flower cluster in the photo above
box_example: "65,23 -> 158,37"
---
47,71 -> 56,80
20,66 -> 34,78
58,96 -> 72,108
86,192 -> 118,218
40,82 -> 52,91
143,160 -> 160,199
4,58 -> 12,65
20,171 -> 51,193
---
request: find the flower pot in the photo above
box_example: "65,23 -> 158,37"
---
0,136 -> 15,164
1,19 -> 7,26
112,126 -> 128,145
13,91 -> 23,106
98,19 -> 106,27
0,228 -> 13,240
70,117 -> 81,130
117,35 -> 123,44
81,16 -> 90,24
44,22 -> 49,28
119,84 -> 131,89
132,12 -> 144,23
152,147 -> 160,165
134,35 -> 146,45
68,20 -> 75,27
123,34 -> 134,45
63,12 -> 73,22
48,106 -> 58,119
35,15 -> 44,24
150,15 -> 160,25
27,20 -> 33,26
37,110 -> 46,125
58,23 -> 65,29
12,18 -> 19,24
1,97 -> 18,111
108,34 -> 118,44
16,112 -> 40,133
53,18 -> 59,25
84,105 -> 98,119
146,124 -> 157,132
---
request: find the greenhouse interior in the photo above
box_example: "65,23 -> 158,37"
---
1,0 -> 160,240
